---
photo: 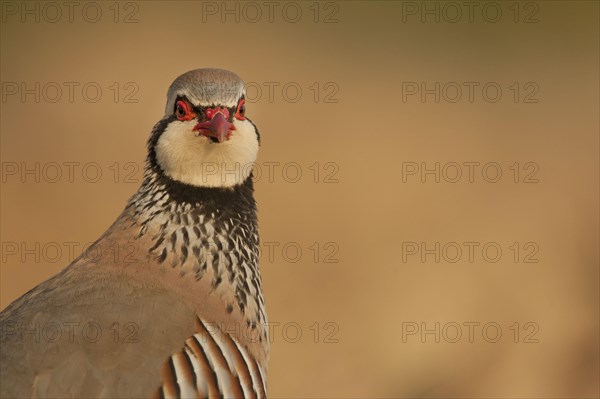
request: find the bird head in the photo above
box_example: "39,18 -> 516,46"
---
149,68 -> 260,189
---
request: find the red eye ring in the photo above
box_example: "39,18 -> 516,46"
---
235,99 -> 246,120
175,100 -> 194,121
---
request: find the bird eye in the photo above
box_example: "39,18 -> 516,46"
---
175,100 -> 192,121
235,99 -> 246,120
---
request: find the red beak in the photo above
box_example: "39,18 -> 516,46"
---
193,112 -> 236,143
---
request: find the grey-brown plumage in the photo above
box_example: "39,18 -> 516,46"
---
0,69 -> 268,398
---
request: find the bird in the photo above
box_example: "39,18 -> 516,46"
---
0,68 -> 269,399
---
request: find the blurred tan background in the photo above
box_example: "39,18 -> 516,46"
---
1,1 -> 598,397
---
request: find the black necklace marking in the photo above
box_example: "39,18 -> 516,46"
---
126,116 -> 266,339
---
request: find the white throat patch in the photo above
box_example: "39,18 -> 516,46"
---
155,119 -> 259,188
